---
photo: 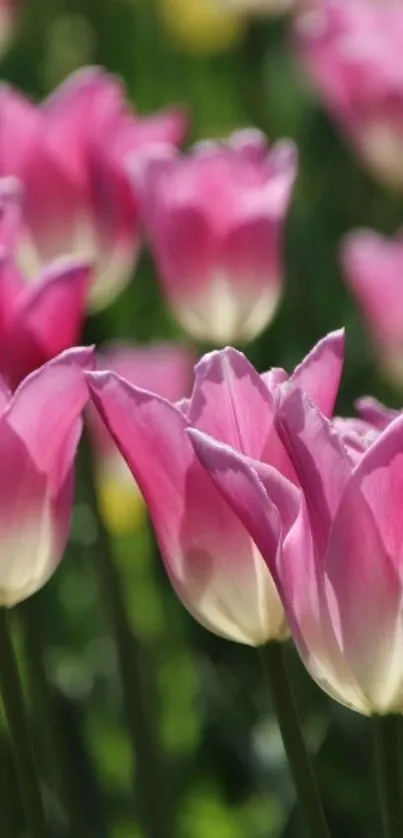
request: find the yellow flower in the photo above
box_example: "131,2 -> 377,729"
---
96,459 -> 146,536
158,0 -> 245,54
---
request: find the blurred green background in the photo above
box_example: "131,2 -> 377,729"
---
2,1 -> 402,836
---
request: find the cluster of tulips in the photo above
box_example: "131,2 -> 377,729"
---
3,1 -> 403,837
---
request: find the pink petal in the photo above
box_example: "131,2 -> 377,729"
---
0,85 -> 39,176
187,347 -> 274,458
290,329 -> 345,417
276,385 -> 353,555
6,346 -> 94,474
87,371 -> 284,645
355,396 -> 397,431
90,341 -> 195,457
324,417 -> 403,710
2,258 -> 91,388
21,138 -> 85,263
0,375 -> 10,412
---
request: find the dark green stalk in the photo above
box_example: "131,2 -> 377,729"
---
80,431 -> 169,838
0,607 -> 50,838
262,642 -> 331,838
372,715 -> 403,838
20,598 -> 94,838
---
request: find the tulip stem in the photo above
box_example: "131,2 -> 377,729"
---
0,607 -> 50,838
373,715 -> 403,838
80,432 -> 169,838
263,642 -> 331,838
20,597 -> 95,838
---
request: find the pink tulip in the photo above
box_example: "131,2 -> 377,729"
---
0,1 -> 20,60
88,342 -> 195,533
0,67 -> 187,310
134,129 -> 297,344
86,330 -> 343,645
341,229 -> 403,384
0,181 -> 91,389
296,0 -> 403,189
192,376 -> 403,714
0,346 -> 93,606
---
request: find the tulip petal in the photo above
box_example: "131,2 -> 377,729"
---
355,396 -> 397,431
187,347 -> 274,457
188,427 -> 288,640
289,329 -> 345,417
3,258 -> 91,388
0,86 -> 39,176
87,371 -> 282,645
6,346 -> 93,474
276,385 -> 352,555
324,416 -> 403,711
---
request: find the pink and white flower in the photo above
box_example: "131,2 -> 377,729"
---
191,369 -> 403,714
0,346 -> 93,606
134,129 -> 297,345
86,330 -> 343,645
296,0 -> 403,189
0,66 -> 187,310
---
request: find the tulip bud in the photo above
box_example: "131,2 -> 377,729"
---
134,129 -> 297,345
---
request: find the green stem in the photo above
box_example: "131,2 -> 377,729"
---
0,607 -> 50,838
373,715 -> 403,838
80,432 -> 169,838
262,642 -> 331,838
20,598 -> 93,838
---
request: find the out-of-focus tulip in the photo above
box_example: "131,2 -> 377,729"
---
158,0 -> 245,55
0,346 -> 93,606
296,0 -> 403,189
355,395 -> 397,430
0,67 -> 187,310
134,130 -> 297,345
88,342 -> 195,535
193,376 -> 403,714
341,229 -> 403,385
86,330 -> 343,645
0,1 -> 20,60
0,181 -> 91,389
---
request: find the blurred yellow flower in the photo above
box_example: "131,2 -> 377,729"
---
158,0 -> 245,54
96,460 -> 146,536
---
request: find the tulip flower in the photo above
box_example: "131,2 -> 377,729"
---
88,342 -> 195,534
0,67 -> 187,310
0,180 -> 91,389
134,129 -> 297,345
341,229 -> 403,385
296,0 -> 403,189
0,1 -> 20,60
192,376 -> 403,714
0,346 -> 92,606
86,330 -> 343,645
